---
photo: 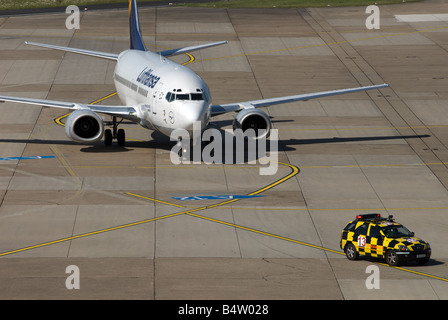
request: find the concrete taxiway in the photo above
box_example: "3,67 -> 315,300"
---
0,0 -> 448,300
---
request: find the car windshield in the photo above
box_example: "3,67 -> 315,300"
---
381,225 -> 413,238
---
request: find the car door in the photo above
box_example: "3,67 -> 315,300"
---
368,225 -> 384,258
353,223 -> 369,256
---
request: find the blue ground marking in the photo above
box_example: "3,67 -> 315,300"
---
173,195 -> 265,201
0,156 -> 55,161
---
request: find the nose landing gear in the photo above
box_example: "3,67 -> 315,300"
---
104,116 -> 126,147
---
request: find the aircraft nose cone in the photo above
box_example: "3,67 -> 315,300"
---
181,102 -> 208,131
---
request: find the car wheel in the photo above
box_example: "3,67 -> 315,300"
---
386,250 -> 399,266
345,243 -> 359,261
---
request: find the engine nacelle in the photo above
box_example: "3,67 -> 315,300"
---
233,108 -> 271,139
65,109 -> 104,143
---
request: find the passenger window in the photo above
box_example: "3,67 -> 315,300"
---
355,223 -> 369,235
344,222 -> 356,232
369,226 -> 382,238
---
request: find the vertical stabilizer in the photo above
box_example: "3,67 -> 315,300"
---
129,0 -> 147,51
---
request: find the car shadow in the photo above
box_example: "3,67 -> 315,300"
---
354,256 -> 444,267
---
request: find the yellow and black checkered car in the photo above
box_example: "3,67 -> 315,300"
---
340,213 -> 431,266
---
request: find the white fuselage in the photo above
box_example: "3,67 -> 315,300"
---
113,50 -> 211,137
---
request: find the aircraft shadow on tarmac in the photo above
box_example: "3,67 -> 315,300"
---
0,132 -> 431,161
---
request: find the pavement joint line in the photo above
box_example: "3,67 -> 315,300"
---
193,25 -> 448,63
186,210 -> 344,255
184,207 -> 448,284
4,21 -> 447,66
126,192 -> 185,208
71,161 -> 448,170
5,14 -> 447,288
54,92 -> 118,126
300,162 -> 448,169
0,161 -> 298,257
123,171 -> 448,283
49,145 -> 81,185
281,124 -> 448,132
182,206 -> 448,211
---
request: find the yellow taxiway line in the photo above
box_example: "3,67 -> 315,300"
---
0,161 -> 299,257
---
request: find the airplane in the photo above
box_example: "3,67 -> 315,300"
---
0,0 -> 388,152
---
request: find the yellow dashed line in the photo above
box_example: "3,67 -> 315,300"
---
19,25 -> 448,284
186,211 -> 343,255
49,145 -> 81,184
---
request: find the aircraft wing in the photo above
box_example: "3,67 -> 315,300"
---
25,41 -> 119,61
0,95 -> 136,118
157,41 -> 228,57
210,83 -> 389,116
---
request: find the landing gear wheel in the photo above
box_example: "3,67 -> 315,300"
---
117,129 -> 125,146
345,243 -> 359,261
104,117 -> 126,147
104,129 -> 112,146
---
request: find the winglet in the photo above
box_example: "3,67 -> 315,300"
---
129,0 -> 147,51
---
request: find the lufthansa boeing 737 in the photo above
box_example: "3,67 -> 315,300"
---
0,0 -> 388,149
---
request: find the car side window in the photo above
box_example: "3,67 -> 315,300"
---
369,226 -> 382,238
355,223 -> 369,235
344,222 -> 357,231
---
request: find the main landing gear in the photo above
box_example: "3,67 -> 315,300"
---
104,116 -> 125,147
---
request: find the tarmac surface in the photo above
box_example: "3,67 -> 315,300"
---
0,0 -> 448,300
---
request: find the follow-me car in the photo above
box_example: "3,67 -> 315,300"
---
341,213 -> 431,266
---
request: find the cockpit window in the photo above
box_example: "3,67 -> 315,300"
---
176,94 -> 190,100
166,92 -> 174,102
191,93 -> 203,101
165,91 -> 204,102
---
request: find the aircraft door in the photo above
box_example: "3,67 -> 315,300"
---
151,82 -> 164,115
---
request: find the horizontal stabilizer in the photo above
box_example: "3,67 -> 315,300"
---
158,41 -> 228,57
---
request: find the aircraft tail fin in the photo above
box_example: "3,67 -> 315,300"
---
129,0 -> 147,51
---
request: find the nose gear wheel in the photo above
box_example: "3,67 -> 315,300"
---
105,116 -> 126,147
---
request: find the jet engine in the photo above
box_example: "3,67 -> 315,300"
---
233,108 -> 271,139
65,109 -> 104,143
